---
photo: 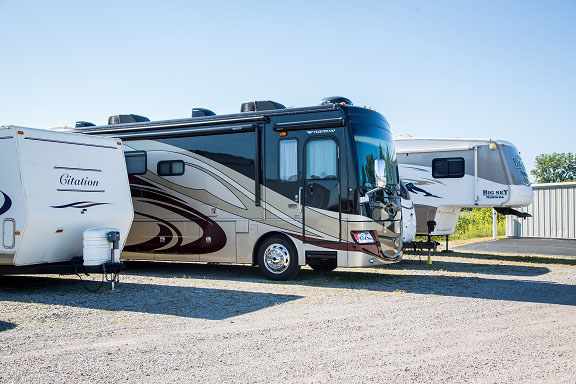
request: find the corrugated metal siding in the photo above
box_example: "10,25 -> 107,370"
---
507,182 -> 576,239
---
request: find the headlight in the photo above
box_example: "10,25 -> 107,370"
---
351,231 -> 376,244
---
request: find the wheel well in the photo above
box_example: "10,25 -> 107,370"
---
252,232 -> 295,266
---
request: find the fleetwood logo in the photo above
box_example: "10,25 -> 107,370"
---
0,191 -> 12,215
306,129 -> 336,134
59,173 -> 100,187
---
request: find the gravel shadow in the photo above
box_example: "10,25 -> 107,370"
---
436,251 -> 576,266
123,262 -> 576,306
0,276 -> 302,320
0,320 -> 17,332
393,258 -> 550,277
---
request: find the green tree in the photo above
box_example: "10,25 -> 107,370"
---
531,152 -> 576,183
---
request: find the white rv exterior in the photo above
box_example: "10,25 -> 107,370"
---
0,126 -> 134,269
395,136 -> 533,236
400,180 -> 416,243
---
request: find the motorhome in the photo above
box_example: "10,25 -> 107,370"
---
395,135 -> 533,237
0,126 -> 134,275
73,98 -> 403,280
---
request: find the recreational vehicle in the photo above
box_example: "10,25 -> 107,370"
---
74,98 -> 403,280
395,135 -> 533,237
0,126 -> 133,275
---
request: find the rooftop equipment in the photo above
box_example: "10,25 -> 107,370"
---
240,100 -> 286,112
319,96 -> 353,106
192,108 -> 216,117
108,114 -> 150,125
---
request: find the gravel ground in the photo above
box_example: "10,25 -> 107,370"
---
1,252 -> 576,383
454,238 -> 576,257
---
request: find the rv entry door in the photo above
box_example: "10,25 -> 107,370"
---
303,137 -> 341,244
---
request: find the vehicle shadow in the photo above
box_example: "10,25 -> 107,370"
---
436,251 -> 576,266
392,257 -> 551,277
123,261 -> 576,306
0,275 -> 302,320
0,320 -> 17,332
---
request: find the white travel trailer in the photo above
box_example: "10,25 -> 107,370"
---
0,126 -> 134,274
395,135 -> 533,237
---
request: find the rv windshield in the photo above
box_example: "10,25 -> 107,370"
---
351,121 -> 399,194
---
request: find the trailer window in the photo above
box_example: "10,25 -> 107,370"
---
306,139 -> 337,180
158,160 -> 185,176
125,152 -> 147,175
432,157 -> 465,178
279,139 -> 298,181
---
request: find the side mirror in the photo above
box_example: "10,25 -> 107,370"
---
374,159 -> 387,187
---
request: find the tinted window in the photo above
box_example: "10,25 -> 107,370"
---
125,152 -> 147,175
158,160 -> 185,176
432,157 -> 465,178
306,139 -> 337,180
279,139 -> 297,181
158,131 -> 255,179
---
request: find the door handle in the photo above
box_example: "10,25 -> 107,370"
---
298,187 -> 303,213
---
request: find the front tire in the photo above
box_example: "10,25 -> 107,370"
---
257,236 -> 300,281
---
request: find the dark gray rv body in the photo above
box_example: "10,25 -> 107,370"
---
74,102 -> 403,279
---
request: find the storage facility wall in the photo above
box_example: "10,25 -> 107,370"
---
506,182 -> 576,239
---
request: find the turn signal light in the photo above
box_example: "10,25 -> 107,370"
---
279,132 -> 287,137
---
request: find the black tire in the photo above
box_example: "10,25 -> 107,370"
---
308,260 -> 337,272
256,235 -> 300,281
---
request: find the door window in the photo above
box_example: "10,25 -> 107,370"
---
279,139 -> 298,181
306,139 -> 337,180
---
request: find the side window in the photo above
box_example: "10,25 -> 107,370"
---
125,151 -> 147,175
158,160 -> 185,176
432,157 -> 465,178
306,139 -> 337,180
279,139 -> 298,181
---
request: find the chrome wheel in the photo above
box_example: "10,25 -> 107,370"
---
263,243 -> 291,274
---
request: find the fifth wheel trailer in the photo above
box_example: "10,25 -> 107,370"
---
395,135 -> 533,236
0,126 -> 134,274
72,98 -> 404,280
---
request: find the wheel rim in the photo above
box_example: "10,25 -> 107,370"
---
263,243 -> 291,274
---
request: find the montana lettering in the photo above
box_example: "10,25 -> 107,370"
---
59,174 -> 99,187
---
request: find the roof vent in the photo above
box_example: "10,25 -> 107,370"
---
240,100 -> 286,113
192,108 -> 216,118
319,96 -> 353,106
108,114 -> 150,125
75,121 -> 96,128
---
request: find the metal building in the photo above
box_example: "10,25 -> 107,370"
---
507,182 -> 576,239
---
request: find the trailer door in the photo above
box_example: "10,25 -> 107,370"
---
303,136 -> 342,244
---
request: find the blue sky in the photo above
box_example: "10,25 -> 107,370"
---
1,1 -> 575,174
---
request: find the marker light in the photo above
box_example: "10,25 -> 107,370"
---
351,231 -> 376,244
279,132 -> 287,137
489,142 -> 497,151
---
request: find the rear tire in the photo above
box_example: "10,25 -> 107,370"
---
257,236 -> 300,281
